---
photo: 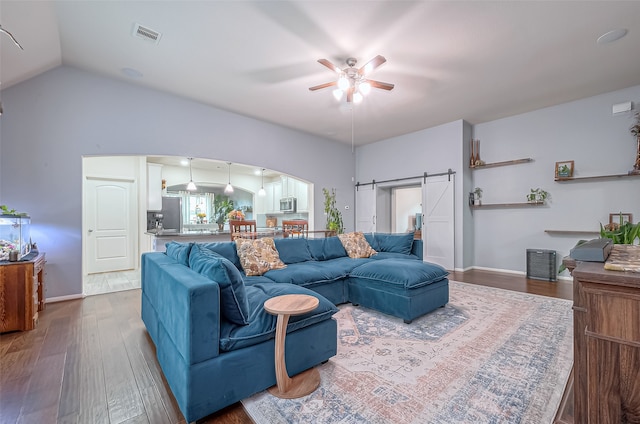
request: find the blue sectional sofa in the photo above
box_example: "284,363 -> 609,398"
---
141,232 -> 449,422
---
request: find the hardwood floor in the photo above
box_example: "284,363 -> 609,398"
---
0,270 -> 573,424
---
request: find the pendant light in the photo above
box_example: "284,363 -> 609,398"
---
258,168 -> 266,196
186,158 -> 197,191
224,162 -> 234,194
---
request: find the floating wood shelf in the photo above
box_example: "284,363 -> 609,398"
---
555,173 -> 640,182
544,230 -> 600,235
470,158 -> 533,170
471,201 -> 546,209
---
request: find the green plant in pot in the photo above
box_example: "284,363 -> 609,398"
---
526,188 -> 549,204
600,213 -> 640,244
473,187 -> 483,205
323,188 -> 344,235
213,196 -> 234,230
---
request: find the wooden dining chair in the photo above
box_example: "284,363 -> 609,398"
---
229,220 -> 257,240
282,220 -> 308,238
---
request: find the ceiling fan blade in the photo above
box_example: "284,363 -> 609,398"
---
368,80 -> 395,91
346,87 -> 354,103
309,81 -> 337,91
318,58 -> 342,74
358,55 -> 386,76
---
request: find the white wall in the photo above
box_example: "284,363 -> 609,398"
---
394,187 -> 422,232
0,66 -> 355,299
472,85 -> 640,275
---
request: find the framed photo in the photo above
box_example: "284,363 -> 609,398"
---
609,213 -> 633,225
555,160 -> 574,178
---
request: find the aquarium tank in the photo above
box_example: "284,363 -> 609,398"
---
0,215 -> 32,261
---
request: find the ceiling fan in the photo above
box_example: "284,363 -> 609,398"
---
309,55 -> 394,103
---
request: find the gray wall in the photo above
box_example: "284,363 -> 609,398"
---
472,85 -> 640,275
0,66 -> 355,299
356,120 -> 470,269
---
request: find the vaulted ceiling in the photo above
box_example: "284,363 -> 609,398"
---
2,1 -> 640,145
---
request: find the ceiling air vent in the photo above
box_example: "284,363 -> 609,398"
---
132,23 -> 161,44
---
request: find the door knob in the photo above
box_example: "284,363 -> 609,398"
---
88,229 -> 94,233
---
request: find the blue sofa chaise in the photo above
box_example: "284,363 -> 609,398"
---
141,232 -> 449,422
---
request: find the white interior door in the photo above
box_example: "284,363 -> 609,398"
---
355,185 -> 376,232
85,177 -> 137,274
422,175 -> 455,269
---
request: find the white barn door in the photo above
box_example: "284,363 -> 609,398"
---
422,175 -> 455,270
356,185 -> 376,233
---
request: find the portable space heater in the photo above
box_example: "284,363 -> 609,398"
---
526,249 -> 557,282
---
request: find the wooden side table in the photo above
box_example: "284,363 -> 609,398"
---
264,294 -> 321,398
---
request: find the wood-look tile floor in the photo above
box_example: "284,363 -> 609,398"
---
0,269 -> 574,424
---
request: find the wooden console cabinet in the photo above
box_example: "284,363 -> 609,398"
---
572,261 -> 640,423
0,252 -> 46,332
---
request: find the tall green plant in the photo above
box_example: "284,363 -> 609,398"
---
323,188 -> 344,234
213,196 -> 234,225
600,213 -> 640,244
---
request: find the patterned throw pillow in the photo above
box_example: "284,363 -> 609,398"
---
235,237 -> 287,276
338,231 -> 377,258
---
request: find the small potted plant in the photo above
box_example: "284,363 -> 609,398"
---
213,196 -> 234,231
474,187 -> 483,205
630,112 -> 640,174
526,188 -> 549,204
323,188 -> 344,234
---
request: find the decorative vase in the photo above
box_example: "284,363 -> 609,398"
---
469,139 -> 475,168
632,136 -> 640,175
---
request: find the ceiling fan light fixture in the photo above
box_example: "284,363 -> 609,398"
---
332,89 -> 343,101
353,92 -> 363,104
358,81 -> 371,95
338,75 -> 350,91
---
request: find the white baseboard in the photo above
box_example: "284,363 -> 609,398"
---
472,266 -> 526,276
46,293 -> 85,303
459,265 -> 572,282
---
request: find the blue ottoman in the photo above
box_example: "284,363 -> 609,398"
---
348,258 -> 449,323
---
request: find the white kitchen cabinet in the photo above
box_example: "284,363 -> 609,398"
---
295,180 -> 309,212
281,176 -> 296,198
264,181 -> 282,213
147,163 -> 163,211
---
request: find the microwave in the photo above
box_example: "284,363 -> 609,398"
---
279,197 -> 297,213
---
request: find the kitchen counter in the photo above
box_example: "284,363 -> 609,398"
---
146,228 -> 283,252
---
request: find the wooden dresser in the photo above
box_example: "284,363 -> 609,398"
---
572,261 -> 640,423
0,252 -> 46,332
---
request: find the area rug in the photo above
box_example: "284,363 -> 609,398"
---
242,281 -> 573,424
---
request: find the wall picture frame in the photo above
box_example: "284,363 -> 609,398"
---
609,213 -> 633,225
555,160 -> 574,178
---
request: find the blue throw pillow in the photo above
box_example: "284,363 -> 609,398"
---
375,232 -> 414,255
200,242 -> 242,270
274,238 -> 313,264
188,243 -> 250,325
307,236 -> 347,261
165,241 -> 193,266
364,233 -> 379,250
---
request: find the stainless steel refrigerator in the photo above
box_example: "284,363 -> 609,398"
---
161,196 -> 182,232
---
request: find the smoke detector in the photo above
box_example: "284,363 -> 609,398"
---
132,23 -> 161,44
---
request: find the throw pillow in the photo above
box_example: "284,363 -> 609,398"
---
375,232 -> 414,255
307,236 -> 348,261
165,241 -> 193,266
338,231 -> 377,258
274,238 -> 313,264
235,237 -> 287,276
188,243 -> 250,325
